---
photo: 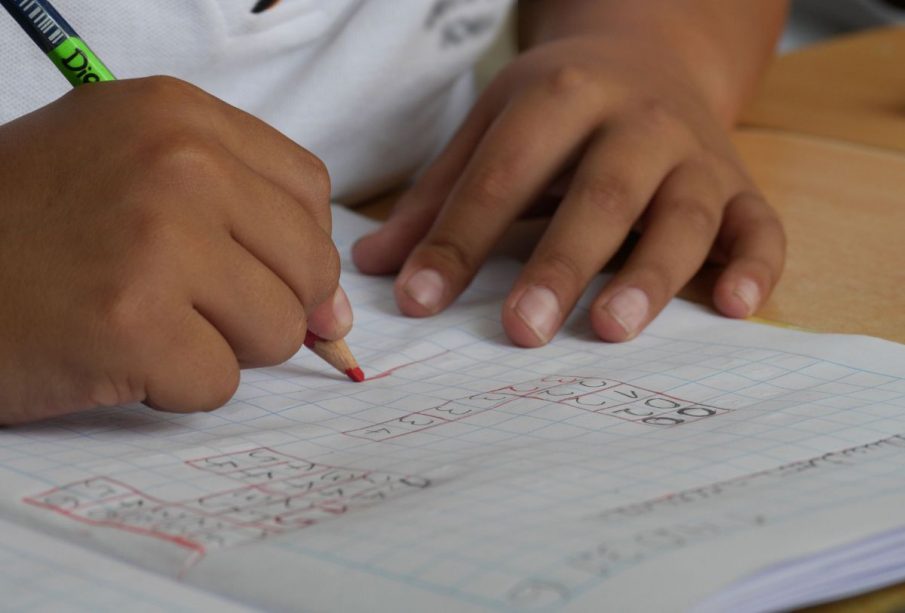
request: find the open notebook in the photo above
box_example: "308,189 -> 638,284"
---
2,207 -> 905,612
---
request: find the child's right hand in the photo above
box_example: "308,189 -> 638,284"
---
0,77 -> 344,425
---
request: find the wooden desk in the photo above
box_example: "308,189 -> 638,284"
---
751,27 -> 905,608
724,129 -> 904,343
742,27 -> 905,153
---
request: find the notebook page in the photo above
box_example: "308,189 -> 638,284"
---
694,525 -> 905,612
1,207 -> 904,611
0,517 -> 250,612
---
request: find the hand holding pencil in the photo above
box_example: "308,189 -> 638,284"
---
0,0 -> 361,425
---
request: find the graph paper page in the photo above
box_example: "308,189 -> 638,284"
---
1,207 -> 905,611
0,517 -> 251,612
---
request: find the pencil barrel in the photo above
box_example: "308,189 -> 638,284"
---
48,37 -> 115,85
1,0 -> 115,85
1,0 -> 75,52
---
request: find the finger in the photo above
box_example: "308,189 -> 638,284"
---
305,286 -> 354,341
113,78 -> 331,232
144,308 -> 240,413
395,80 -> 608,317
589,161 -> 729,342
352,86 -> 503,275
168,78 -> 335,233
712,191 -> 786,318
192,239 -> 308,368
216,111 -> 333,232
500,120 -> 689,346
217,149 -> 341,313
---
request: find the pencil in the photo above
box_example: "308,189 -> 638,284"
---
305,332 -> 365,383
0,0 -> 115,86
2,0 -> 365,384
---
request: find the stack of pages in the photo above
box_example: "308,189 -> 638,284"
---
1,208 -> 903,612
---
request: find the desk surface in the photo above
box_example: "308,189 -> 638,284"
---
741,27 -> 905,153
744,27 -> 905,613
358,26 -> 905,612
709,129 -> 904,343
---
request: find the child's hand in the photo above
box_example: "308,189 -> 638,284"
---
0,77 -> 345,424
353,36 -> 785,346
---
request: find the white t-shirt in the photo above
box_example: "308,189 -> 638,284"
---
785,0 -> 905,50
796,0 -> 905,27
0,0 -> 513,202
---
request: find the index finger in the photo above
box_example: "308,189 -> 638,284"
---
394,81 -> 606,317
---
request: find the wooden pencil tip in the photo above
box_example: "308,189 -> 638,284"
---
345,367 -> 365,383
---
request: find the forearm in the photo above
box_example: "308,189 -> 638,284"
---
517,0 -> 788,122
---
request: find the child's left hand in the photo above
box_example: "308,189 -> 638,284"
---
352,35 -> 785,346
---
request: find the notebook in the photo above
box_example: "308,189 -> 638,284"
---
1,207 -> 904,612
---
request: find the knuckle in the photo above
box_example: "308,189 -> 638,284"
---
281,316 -> 309,360
636,99 -> 675,128
637,99 -> 679,131
133,75 -> 208,107
86,372 -> 144,409
536,251 -> 586,290
754,208 -> 787,259
734,189 -> 786,244
121,77 -> 211,126
669,198 -> 720,235
325,244 -> 341,281
423,236 -> 478,276
546,65 -> 593,96
123,198 -> 189,260
630,99 -> 691,143
766,214 -> 787,247
198,363 -> 241,410
702,152 -> 744,186
638,261 -> 675,299
312,246 -> 342,305
465,165 -> 514,211
287,148 -> 332,213
96,282 -> 156,352
260,309 -> 307,366
165,342 -> 240,413
138,133 -> 227,184
303,153 -> 332,204
738,189 -> 774,215
297,238 -> 341,310
576,175 -> 635,225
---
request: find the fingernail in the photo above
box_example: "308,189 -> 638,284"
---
733,279 -> 761,316
604,287 -> 649,337
332,286 -> 353,331
515,286 -> 561,344
403,269 -> 445,312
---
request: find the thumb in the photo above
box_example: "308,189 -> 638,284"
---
306,285 -> 354,341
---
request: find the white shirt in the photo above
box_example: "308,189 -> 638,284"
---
796,0 -> 905,27
0,0 -> 513,202
785,0 -> 905,51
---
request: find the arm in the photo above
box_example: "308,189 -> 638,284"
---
518,0 -> 788,122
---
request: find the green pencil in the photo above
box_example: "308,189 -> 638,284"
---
1,0 -> 114,86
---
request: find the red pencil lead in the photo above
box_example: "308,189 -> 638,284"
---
345,367 -> 366,383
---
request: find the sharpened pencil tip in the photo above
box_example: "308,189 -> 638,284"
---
346,367 -> 365,383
